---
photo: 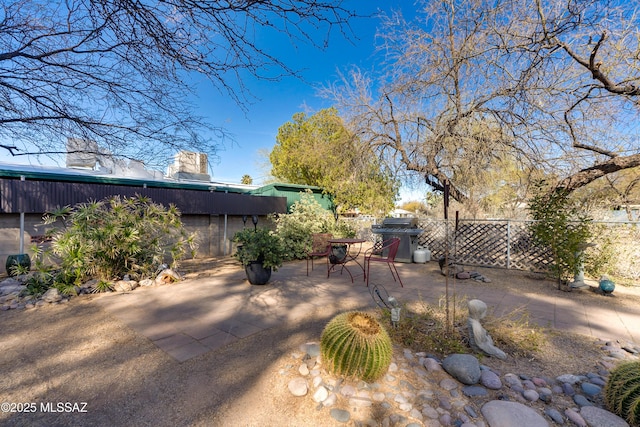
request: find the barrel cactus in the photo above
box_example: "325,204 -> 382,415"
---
320,311 -> 393,382
604,360 -> 640,426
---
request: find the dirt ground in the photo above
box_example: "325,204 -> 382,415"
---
0,260 -> 639,427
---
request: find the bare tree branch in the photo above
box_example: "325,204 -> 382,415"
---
0,0 -> 356,166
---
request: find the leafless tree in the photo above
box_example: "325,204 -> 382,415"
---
324,0 -> 640,205
0,0 -> 355,167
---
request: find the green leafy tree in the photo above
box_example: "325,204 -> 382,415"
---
528,184 -> 592,288
270,108 -> 398,215
241,175 -> 253,185
45,195 -> 198,286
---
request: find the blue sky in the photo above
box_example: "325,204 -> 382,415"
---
0,1 -> 425,203
200,1 -> 392,183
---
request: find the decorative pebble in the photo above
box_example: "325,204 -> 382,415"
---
503,373 -> 522,388
329,408 -> 350,423
313,386 -> 328,403
338,384 -> 354,397
423,358 -> 443,372
580,382 -> 602,396
462,385 -> 488,397
522,389 -> 539,402
562,383 -> 576,396
440,378 -> 459,390
480,370 -> 502,389
422,406 -> 439,419
544,407 -> 564,424
298,363 -> 309,376
564,408 -> 587,427
573,394 -> 593,407
557,374 -> 581,384
288,377 -> 308,397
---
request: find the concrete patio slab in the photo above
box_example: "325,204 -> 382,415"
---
96,258 -> 639,362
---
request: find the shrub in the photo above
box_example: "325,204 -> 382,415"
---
528,183 -> 592,287
44,195 -> 197,285
320,311 -> 392,382
604,361 -> 640,426
272,190 -> 357,260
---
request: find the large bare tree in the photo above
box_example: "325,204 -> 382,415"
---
325,0 -> 640,206
0,0 -> 355,167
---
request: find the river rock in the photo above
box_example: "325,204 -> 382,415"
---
580,406 -> 630,427
442,354 -> 481,385
288,377 -> 308,396
481,369 -> 502,389
481,400 -> 549,427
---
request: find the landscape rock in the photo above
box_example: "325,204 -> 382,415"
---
42,287 -> 62,303
481,369 -> 503,389
442,354 -> 481,385
580,406 -> 630,427
287,377 -> 308,397
113,280 -> 138,292
481,400 -> 549,427
139,279 -> 155,287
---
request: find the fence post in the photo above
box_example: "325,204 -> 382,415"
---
506,220 -> 511,269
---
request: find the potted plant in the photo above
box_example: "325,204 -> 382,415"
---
232,228 -> 285,285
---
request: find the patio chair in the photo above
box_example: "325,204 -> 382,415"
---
306,233 -> 333,276
364,237 -> 403,287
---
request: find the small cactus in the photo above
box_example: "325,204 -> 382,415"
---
320,311 -> 392,382
604,360 -> 640,426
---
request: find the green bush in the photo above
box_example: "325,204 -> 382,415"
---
320,311 -> 393,382
44,195 -> 197,285
528,183 -> 592,286
272,190 -> 356,260
604,361 -> 640,426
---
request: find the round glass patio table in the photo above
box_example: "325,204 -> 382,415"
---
327,238 -> 366,283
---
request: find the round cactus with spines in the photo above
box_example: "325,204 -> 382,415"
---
604,360 -> 640,426
320,311 -> 392,382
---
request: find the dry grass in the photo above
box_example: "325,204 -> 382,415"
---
377,293 -> 546,360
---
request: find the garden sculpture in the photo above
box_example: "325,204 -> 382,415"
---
467,299 -> 507,360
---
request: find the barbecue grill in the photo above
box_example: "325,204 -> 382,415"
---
371,217 -> 423,263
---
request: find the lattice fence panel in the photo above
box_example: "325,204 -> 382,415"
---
416,219 -> 554,271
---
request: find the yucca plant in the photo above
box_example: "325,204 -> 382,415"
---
320,311 -> 392,382
604,361 -> 640,426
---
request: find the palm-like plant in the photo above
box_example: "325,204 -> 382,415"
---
46,195 -> 198,285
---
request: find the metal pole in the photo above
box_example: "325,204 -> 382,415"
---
223,214 -> 228,256
19,212 -> 25,254
19,175 -> 25,254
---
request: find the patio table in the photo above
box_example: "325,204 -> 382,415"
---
328,238 -> 366,283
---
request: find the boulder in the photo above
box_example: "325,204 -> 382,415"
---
442,354 -> 481,385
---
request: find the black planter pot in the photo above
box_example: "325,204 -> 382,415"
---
329,245 -> 347,264
5,253 -> 31,277
244,261 -> 272,285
